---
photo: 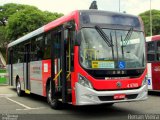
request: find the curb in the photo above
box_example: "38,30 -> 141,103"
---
0,84 -> 8,86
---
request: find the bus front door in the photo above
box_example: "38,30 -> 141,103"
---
24,44 -> 30,94
51,28 -> 67,103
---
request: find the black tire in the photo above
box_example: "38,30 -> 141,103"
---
46,81 -> 62,109
16,80 -> 24,96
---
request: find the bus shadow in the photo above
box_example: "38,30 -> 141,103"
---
10,87 -> 48,104
10,87 -> 139,118
148,91 -> 160,96
63,103 -> 140,120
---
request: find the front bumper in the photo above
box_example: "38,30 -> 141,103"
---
75,82 -> 148,105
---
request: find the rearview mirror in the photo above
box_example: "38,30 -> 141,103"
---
63,23 -> 73,29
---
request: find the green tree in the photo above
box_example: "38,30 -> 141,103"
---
139,9 -> 160,36
1,3 -> 63,41
0,26 -> 7,47
6,7 -> 46,40
0,3 -> 63,60
0,3 -> 38,26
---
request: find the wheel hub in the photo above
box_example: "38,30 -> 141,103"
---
17,82 -> 20,93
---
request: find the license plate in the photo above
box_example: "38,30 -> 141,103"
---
114,94 -> 126,100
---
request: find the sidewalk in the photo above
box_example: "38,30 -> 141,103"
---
0,84 -> 8,86
0,85 -> 16,96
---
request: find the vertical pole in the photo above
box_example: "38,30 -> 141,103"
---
10,50 -> 13,86
119,0 -> 120,12
61,28 -> 67,103
51,32 -> 55,100
150,0 -> 152,36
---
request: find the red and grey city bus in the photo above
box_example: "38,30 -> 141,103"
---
7,10 -> 147,109
146,35 -> 160,91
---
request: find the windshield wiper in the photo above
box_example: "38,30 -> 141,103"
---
121,35 -> 124,58
121,27 -> 134,59
123,27 -> 133,45
95,25 -> 113,47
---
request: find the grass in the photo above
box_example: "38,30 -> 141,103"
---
0,69 -> 6,73
0,76 -> 6,84
0,69 -> 7,84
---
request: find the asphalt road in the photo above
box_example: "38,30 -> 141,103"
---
0,86 -> 160,120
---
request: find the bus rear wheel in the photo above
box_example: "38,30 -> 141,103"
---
46,83 -> 62,109
16,80 -> 24,96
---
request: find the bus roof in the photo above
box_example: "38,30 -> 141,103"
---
79,10 -> 138,18
146,35 -> 160,42
8,10 -> 79,48
8,10 -> 140,48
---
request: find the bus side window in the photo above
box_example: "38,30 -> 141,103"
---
147,41 -> 155,52
156,41 -> 160,61
43,33 -> 51,59
157,53 -> 160,61
31,39 -> 37,61
36,45 -> 43,60
18,43 -> 24,63
147,41 -> 156,62
31,36 -> 44,61
147,54 -> 155,62
157,41 -> 160,51
13,46 -> 19,64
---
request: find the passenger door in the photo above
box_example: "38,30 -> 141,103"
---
51,27 -> 67,103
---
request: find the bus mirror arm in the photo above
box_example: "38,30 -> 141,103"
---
75,31 -> 81,46
63,23 -> 73,29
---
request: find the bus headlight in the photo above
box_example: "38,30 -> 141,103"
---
78,74 -> 93,89
142,77 -> 147,86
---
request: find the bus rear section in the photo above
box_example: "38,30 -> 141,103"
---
146,35 -> 160,91
7,10 -> 148,109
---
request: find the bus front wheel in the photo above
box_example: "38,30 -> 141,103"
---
46,82 -> 62,109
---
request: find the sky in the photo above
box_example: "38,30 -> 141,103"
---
0,0 -> 160,15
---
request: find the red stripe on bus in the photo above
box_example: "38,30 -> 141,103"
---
74,47 -> 146,91
42,59 -> 51,97
44,10 -> 79,32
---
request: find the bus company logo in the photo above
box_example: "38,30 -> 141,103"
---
154,66 -> 160,72
116,81 -> 122,88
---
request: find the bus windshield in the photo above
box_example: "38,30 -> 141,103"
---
79,27 -> 145,69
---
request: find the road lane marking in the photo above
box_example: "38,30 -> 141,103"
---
5,97 -> 32,109
5,97 -> 46,110
16,107 -> 46,110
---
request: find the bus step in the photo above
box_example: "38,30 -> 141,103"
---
25,89 -> 31,94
